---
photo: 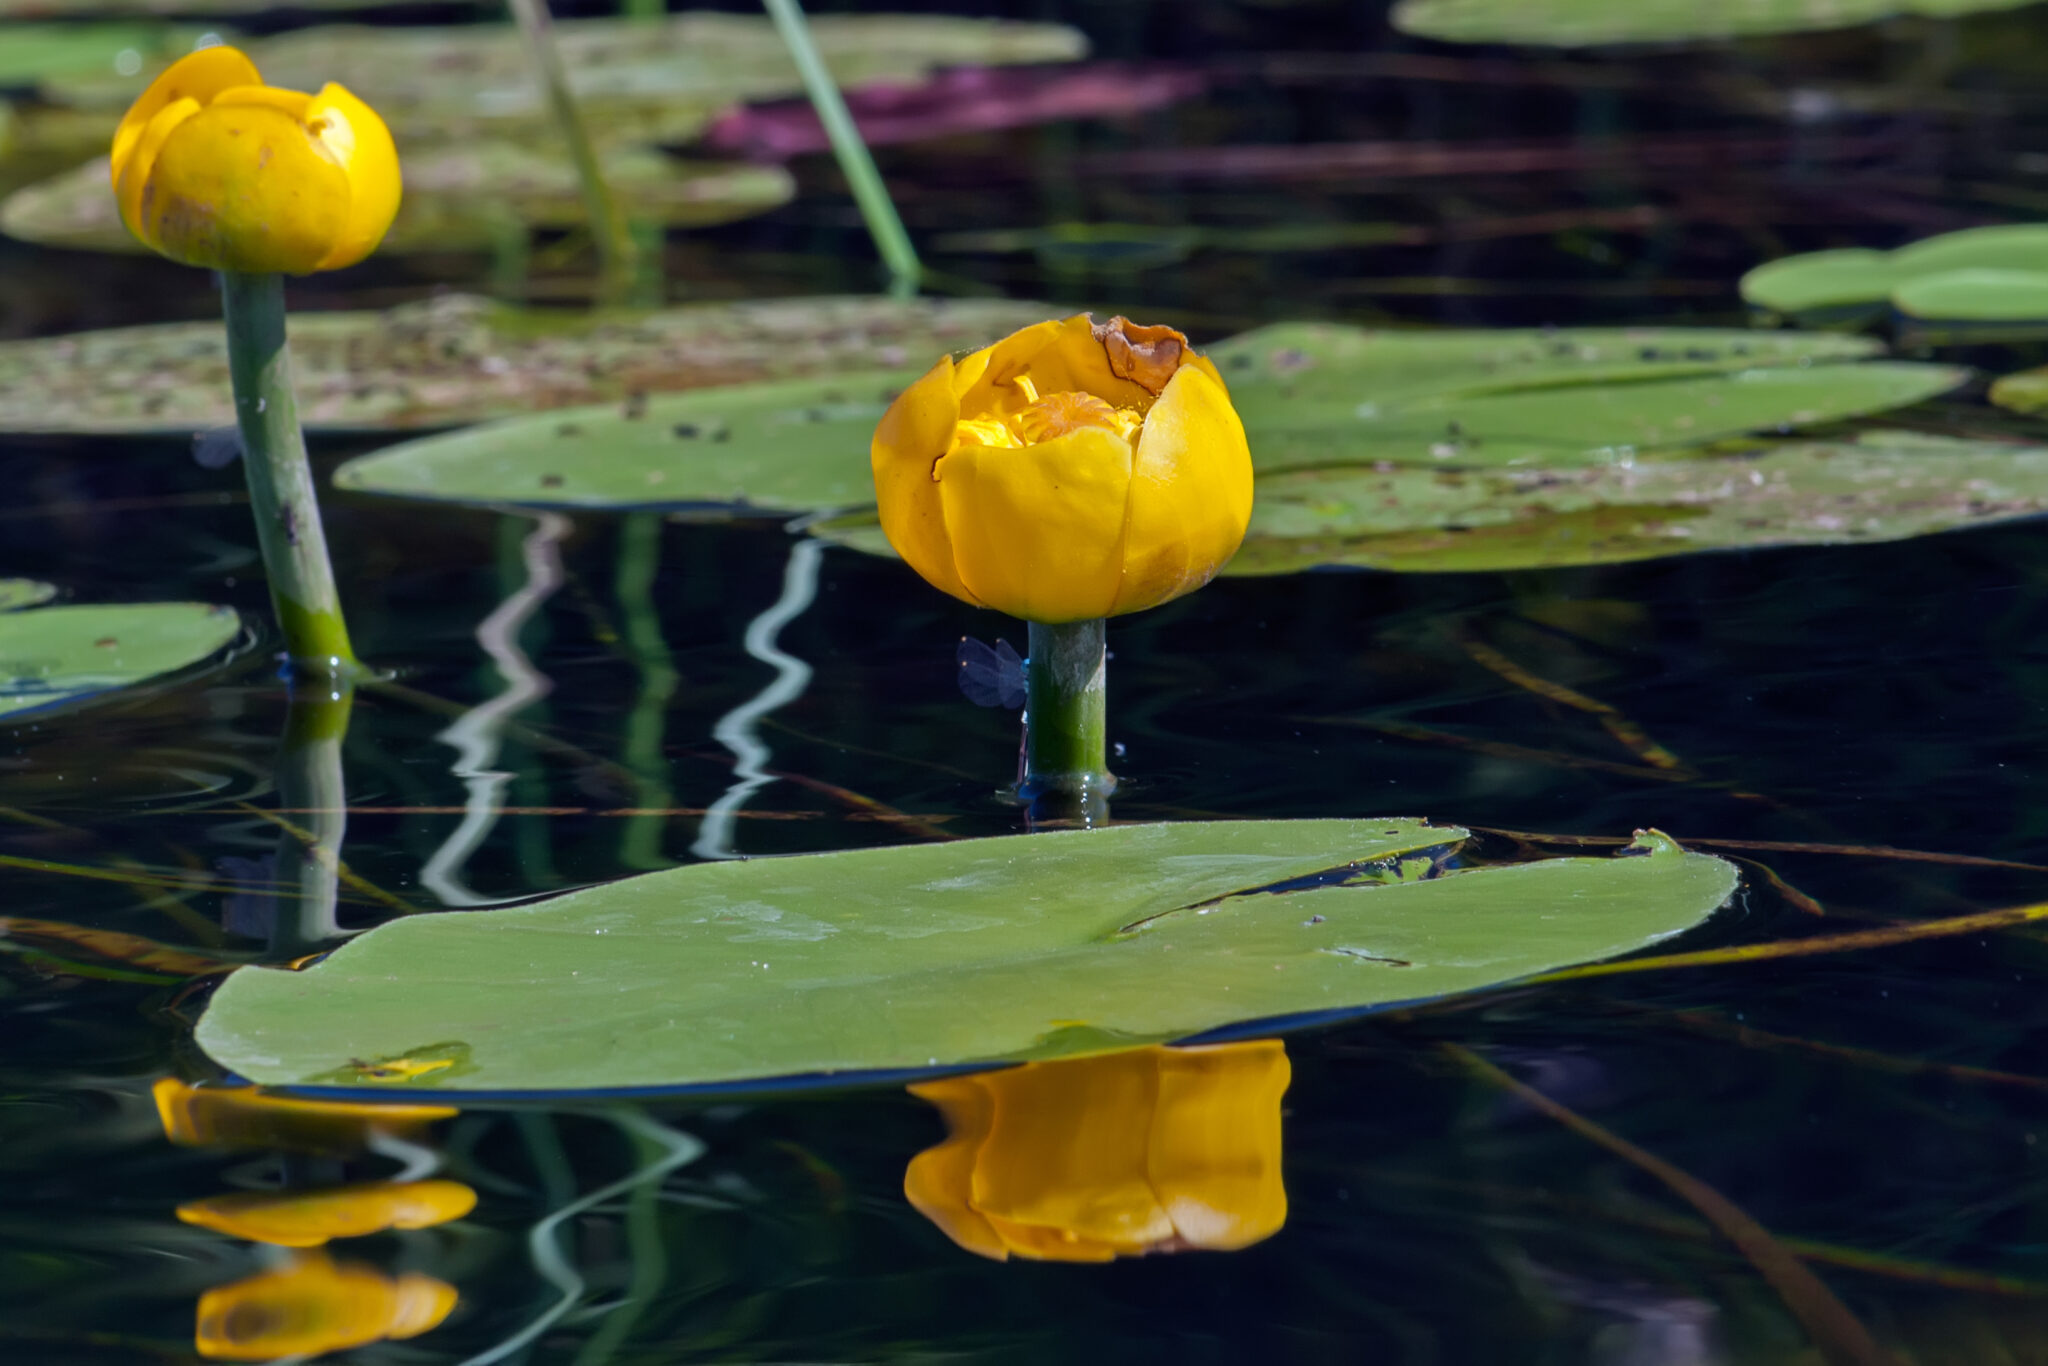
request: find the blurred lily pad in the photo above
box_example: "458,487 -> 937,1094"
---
1,146 -> 796,256
1228,433 -> 2048,574
195,822 -> 1736,1093
1742,225 -> 2048,325
0,600 -> 240,719
0,294 -> 1052,435
1392,0 -> 2044,47
1,0 -> 459,13
0,580 -> 56,611
0,23 -> 215,87
41,13 -> 1090,146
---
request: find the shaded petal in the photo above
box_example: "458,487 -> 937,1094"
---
903,1076 -> 1011,1260
873,356 -> 981,607
305,82 -> 402,269
153,1078 -> 456,1155
116,96 -> 200,246
1147,1041 -> 1289,1252
194,1252 -> 456,1361
968,1049 -> 1176,1250
141,101 -> 353,273
940,426 -> 1133,623
110,46 -> 261,189
1110,362 -> 1253,616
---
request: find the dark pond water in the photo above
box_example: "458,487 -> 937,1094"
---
14,1 -> 2048,1362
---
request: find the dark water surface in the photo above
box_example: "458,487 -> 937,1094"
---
14,2 -> 2048,1362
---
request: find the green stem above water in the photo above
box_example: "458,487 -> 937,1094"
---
219,271 -> 357,679
1024,618 -> 1114,823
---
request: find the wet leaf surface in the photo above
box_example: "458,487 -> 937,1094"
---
0,294 -> 1052,434
0,600 -> 239,718
195,824 -> 1737,1093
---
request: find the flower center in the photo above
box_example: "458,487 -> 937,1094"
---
952,374 -> 1146,453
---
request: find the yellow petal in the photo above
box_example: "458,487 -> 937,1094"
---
304,82 -> 402,269
938,426 -> 1133,623
110,45 -> 261,188
139,100 -> 354,273
194,1251 -> 456,1361
176,1179 -> 479,1248
873,356 -> 981,607
968,1048 -> 1178,1251
153,1078 -> 457,1155
902,1076 -> 1012,1260
980,1210 -> 1126,1262
208,85 -> 313,117
1147,1042 -> 1289,1252
115,96 -> 199,246
1109,361 -> 1253,616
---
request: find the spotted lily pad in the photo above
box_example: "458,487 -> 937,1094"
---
0,580 -> 55,612
1,146 -> 796,256
1742,225 -> 2048,325
0,600 -> 240,719
195,823 -> 1737,1094
1392,0 -> 2044,47
0,294 -> 1053,435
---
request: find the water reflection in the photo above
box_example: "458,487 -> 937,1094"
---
194,1251 -> 457,1361
176,1179 -> 477,1247
905,1040 -> 1289,1262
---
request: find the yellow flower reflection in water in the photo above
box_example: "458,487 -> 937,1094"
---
177,1178 -> 478,1247
904,1041 -> 1289,1262
195,1251 -> 456,1361
153,1078 -> 456,1155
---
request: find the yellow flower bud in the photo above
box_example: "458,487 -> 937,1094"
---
903,1041 -> 1289,1262
872,315 -> 1254,624
195,1251 -> 456,1360
109,45 -> 401,274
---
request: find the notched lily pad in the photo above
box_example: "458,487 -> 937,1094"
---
1391,0 -> 2045,47
195,820 -> 1738,1094
0,600 -> 241,718
0,293 -> 1053,435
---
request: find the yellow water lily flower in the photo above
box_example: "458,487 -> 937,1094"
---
177,1179 -> 479,1248
195,1251 -> 456,1360
903,1041 -> 1289,1262
872,315 -> 1253,624
109,45 -> 401,273
153,1077 -> 456,1155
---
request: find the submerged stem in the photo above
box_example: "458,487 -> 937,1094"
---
1023,618 -> 1113,822
218,271 -> 356,678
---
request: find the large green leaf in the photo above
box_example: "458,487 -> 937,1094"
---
1227,433 -> 2048,574
0,580 -> 55,612
0,23 -> 215,87
1742,225 -> 2048,323
194,823 -> 1737,1093
1391,0 -> 2043,46
0,294 -> 1052,435
0,601 -> 240,719
1,146 -> 796,256
40,13 -> 1089,146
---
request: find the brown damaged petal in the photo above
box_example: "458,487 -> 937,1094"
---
1093,316 -> 1187,396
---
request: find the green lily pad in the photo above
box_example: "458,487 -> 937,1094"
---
40,13 -> 1089,146
1742,225 -> 2048,324
0,580 -> 56,611
1391,0 -> 2043,47
0,600 -> 240,719
1989,366 -> 2048,415
194,822 -> 1737,1094
0,23 -> 217,88
0,294 -> 1053,435
1892,268 -> 2048,323
1,146 -> 796,256
2,0 -> 460,14
1228,432 -> 2048,574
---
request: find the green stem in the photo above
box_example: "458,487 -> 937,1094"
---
505,0 -> 641,305
219,272 -> 356,678
269,682 -> 353,957
1023,619 -> 1113,819
760,0 -> 922,291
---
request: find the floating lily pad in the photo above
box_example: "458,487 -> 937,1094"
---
0,601 -> 240,719
0,294 -> 1052,435
2,0 -> 459,15
1892,268 -> 2048,324
0,580 -> 56,611
1391,0 -> 2044,47
1989,366 -> 2048,415
0,23 -> 216,88
40,13 -> 1089,146
1,146 -> 796,256
195,822 -> 1737,1094
1742,225 -> 2048,324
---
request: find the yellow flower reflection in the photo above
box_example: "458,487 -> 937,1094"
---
154,1078 -> 456,1155
109,45 -> 401,274
904,1041 -> 1288,1262
196,1251 -> 456,1361
871,315 -> 1253,624
178,1178 -> 478,1248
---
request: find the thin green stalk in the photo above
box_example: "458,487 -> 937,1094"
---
615,514 -> 679,870
219,272 -> 355,677
1023,619 -> 1112,824
268,683 -> 353,957
505,0 -> 641,305
760,0 -> 921,291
